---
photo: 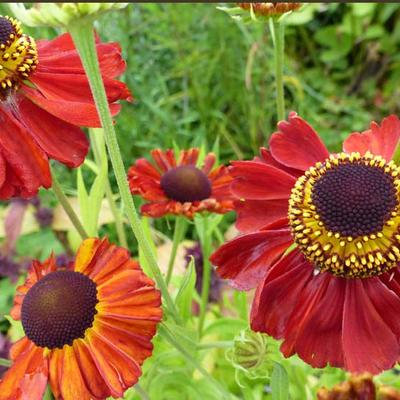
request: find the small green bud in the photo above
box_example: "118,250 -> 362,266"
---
9,3 -> 128,28
226,329 -> 278,386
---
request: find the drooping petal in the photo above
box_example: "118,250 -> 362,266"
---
235,199 -> 288,233
343,115 -> 400,161
0,107 -> 51,198
251,251 -> 346,369
342,279 -> 400,374
22,85 -> 121,127
269,112 -> 330,171
258,148 -> 303,178
0,338 -> 48,400
210,226 -> 293,290
16,97 -> 89,168
230,161 -> 296,200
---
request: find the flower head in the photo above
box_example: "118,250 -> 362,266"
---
128,148 -> 234,218
237,3 -> 302,17
0,15 -> 131,199
0,237 -> 162,399
211,112 -> 400,374
316,373 -> 400,400
10,3 -> 128,28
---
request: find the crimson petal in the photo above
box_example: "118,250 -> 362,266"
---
269,112 -> 329,171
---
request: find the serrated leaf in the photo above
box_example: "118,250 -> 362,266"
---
271,362 -> 289,400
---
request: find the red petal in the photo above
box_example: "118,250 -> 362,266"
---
342,279 -> 400,373
230,161 -> 295,200
0,107 -> 51,197
343,115 -> 400,161
30,71 -> 132,104
17,97 -> 89,168
210,226 -> 292,290
23,85 -> 120,127
259,148 -> 303,178
269,112 -> 330,171
235,199 -> 288,233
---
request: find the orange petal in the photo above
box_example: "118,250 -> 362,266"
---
73,340 -> 110,400
0,339 -> 48,400
58,346 -> 93,400
73,237 -> 104,276
85,330 -> 142,397
48,349 -> 62,400
96,317 -> 155,365
97,269 -> 155,301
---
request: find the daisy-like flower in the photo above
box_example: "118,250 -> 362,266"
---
128,148 -> 234,218
237,3 -> 302,17
211,112 -> 400,374
0,16 -> 131,199
0,237 -> 162,400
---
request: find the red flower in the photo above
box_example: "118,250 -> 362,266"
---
0,16 -> 131,199
211,112 -> 400,374
128,148 -> 234,218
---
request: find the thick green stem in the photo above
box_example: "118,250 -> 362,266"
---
198,216 -> 212,335
0,357 -> 10,367
51,170 -> 88,240
68,23 -> 181,325
89,129 -> 128,248
270,18 -> 285,122
166,217 -> 187,285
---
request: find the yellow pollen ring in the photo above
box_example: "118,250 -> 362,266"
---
0,16 -> 38,99
289,151 -> 400,278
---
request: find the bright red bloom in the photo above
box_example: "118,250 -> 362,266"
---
0,237 -> 161,400
211,112 -> 400,374
0,16 -> 131,199
128,148 -> 234,218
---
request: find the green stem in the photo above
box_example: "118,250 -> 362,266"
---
270,18 -> 285,122
68,22 -> 181,325
51,169 -> 88,240
158,324 -> 231,399
198,215 -> 212,336
197,341 -> 233,350
134,383 -> 150,400
89,129 -> 128,248
166,217 -> 187,285
0,357 -> 10,367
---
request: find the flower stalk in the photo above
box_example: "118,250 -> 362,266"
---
0,357 -> 10,367
51,170 -> 89,240
67,21 -> 181,325
166,216 -> 187,285
270,18 -> 285,121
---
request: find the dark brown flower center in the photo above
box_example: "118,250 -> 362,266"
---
21,270 -> 98,349
0,17 -> 16,46
288,152 -> 400,278
312,162 -> 397,237
160,165 -> 212,202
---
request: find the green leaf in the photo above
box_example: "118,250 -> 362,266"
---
175,256 -> 196,321
271,362 -> 289,400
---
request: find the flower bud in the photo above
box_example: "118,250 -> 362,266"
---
218,2 -> 301,23
9,3 -> 127,28
226,329 -> 277,383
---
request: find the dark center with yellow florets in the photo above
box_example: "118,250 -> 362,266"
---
21,270 -> 98,349
289,152 -> 400,278
312,163 -> 397,237
160,165 -> 212,202
0,16 -> 38,99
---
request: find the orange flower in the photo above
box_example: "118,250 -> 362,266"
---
128,148 -> 235,218
0,238 -> 162,400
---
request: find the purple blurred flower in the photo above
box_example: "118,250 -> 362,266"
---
184,242 -> 222,303
0,255 -> 20,282
35,207 -> 53,228
56,254 -> 74,269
